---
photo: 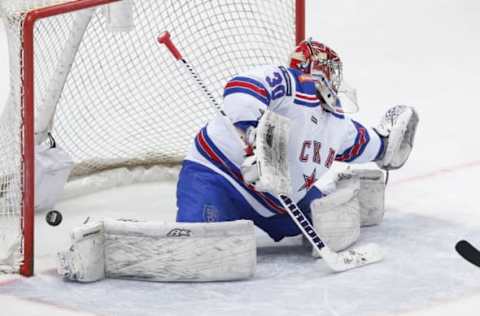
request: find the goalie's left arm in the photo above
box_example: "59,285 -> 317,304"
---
335,118 -> 386,164
336,105 -> 419,170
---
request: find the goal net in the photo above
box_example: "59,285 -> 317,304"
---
0,0 -> 304,275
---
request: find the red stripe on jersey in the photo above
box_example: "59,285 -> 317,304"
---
225,80 -> 268,97
197,131 -> 222,163
295,92 -> 318,101
257,192 -> 286,214
197,130 -> 285,214
337,127 -> 367,161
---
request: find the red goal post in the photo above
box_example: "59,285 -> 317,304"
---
0,0 -> 305,276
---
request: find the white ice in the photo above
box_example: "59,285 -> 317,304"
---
1,0 -> 480,315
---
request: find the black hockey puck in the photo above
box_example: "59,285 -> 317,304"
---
46,210 -> 63,226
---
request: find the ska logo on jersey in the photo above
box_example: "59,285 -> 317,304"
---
299,140 -> 336,169
298,168 -> 317,192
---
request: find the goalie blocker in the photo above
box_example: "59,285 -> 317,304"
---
58,219 -> 256,282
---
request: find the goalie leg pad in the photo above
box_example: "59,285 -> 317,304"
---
58,219 -> 256,282
57,221 -> 106,283
104,219 -> 256,282
336,169 -> 385,226
311,182 -> 361,257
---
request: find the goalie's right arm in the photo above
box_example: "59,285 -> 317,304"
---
223,73 -> 271,133
222,70 -> 279,191
335,105 -> 419,171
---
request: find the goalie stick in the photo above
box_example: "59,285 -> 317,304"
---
455,240 -> 480,268
158,31 -> 383,272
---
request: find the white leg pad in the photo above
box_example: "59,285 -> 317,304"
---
337,169 -> 385,226
311,182 -> 361,257
58,219 -> 256,282
57,221 -> 106,283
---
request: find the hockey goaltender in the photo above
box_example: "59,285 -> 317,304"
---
57,38 -> 418,282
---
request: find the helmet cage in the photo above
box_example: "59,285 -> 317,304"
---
290,39 -> 348,114
312,71 -> 343,114
305,39 -> 343,92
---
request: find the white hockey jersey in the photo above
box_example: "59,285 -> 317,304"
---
186,65 -> 383,218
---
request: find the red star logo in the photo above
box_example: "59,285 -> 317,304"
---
298,168 -> 317,192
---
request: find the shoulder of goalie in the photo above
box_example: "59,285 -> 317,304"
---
57,219 -> 256,282
374,105 -> 419,170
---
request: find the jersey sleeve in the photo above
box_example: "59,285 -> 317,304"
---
335,118 -> 385,163
222,73 -> 272,131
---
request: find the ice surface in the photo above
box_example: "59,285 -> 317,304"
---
2,201 -> 480,316
1,0 -> 480,315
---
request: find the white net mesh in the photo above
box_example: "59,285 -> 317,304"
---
0,0 -> 299,273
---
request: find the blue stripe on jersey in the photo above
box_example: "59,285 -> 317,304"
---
330,111 -> 345,119
335,120 -> 371,162
287,67 -> 321,108
232,76 -> 268,91
224,87 -> 270,106
374,134 -> 386,161
224,76 -> 271,106
194,127 -> 286,214
287,67 -> 318,95
279,66 -> 292,96
293,98 -> 321,107
195,127 -> 239,175
234,120 -> 258,131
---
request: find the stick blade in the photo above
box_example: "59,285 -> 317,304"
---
456,240 -> 480,268
321,243 -> 384,272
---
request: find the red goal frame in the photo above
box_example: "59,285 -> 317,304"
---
19,0 -> 305,276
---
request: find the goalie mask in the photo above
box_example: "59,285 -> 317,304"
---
290,39 -> 357,114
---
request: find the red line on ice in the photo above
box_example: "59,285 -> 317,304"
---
391,160 -> 480,185
0,278 -> 20,286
